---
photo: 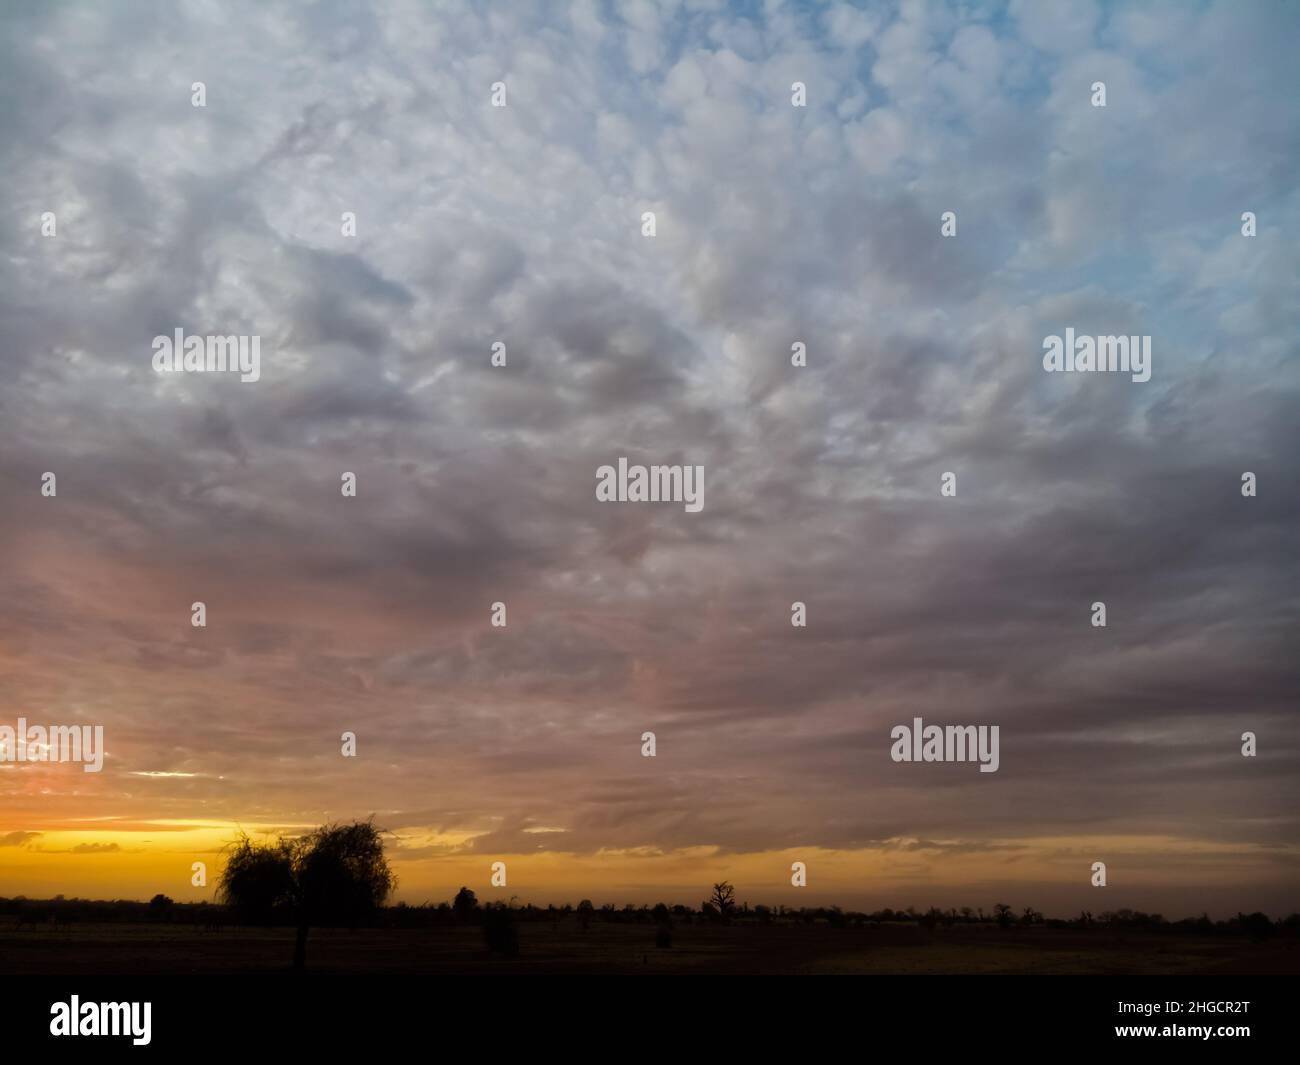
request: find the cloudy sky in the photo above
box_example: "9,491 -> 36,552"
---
1,0 -> 1297,916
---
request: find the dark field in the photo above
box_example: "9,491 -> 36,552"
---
2,920 -> 1296,975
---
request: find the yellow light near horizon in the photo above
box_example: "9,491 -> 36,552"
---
0,821 -> 308,900
2,823 -> 1297,911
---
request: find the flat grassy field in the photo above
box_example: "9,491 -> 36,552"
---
2,920 -> 1295,975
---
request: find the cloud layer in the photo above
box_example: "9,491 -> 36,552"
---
1,0 -> 1297,911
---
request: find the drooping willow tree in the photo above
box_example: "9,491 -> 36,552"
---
218,818 -> 395,970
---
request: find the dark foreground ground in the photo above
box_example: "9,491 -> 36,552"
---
2,920 -> 1296,975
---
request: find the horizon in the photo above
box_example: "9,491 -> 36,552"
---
2,823 -> 1295,921
6,880 -> 1293,926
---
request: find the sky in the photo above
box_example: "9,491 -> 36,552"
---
1,0 -> 1297,918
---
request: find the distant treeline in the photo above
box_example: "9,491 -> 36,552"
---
2,891 -> 1295,940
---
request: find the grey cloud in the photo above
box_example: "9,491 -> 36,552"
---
0,0 -> 1296,876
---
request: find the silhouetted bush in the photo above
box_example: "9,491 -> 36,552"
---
1238,911 -> 1274,942
482,903 -> 519,957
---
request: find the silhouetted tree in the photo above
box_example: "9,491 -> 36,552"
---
994,903 -> 1014,928
452,886 -> 480,924
293,821 -> 394,967
576,898 -> 594,931
709,881 -> 736,921
148,894 -> 174,922
218,834 -> 296,926
218,819 -> 395,970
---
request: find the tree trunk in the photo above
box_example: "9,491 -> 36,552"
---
293,922 -> 309,970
